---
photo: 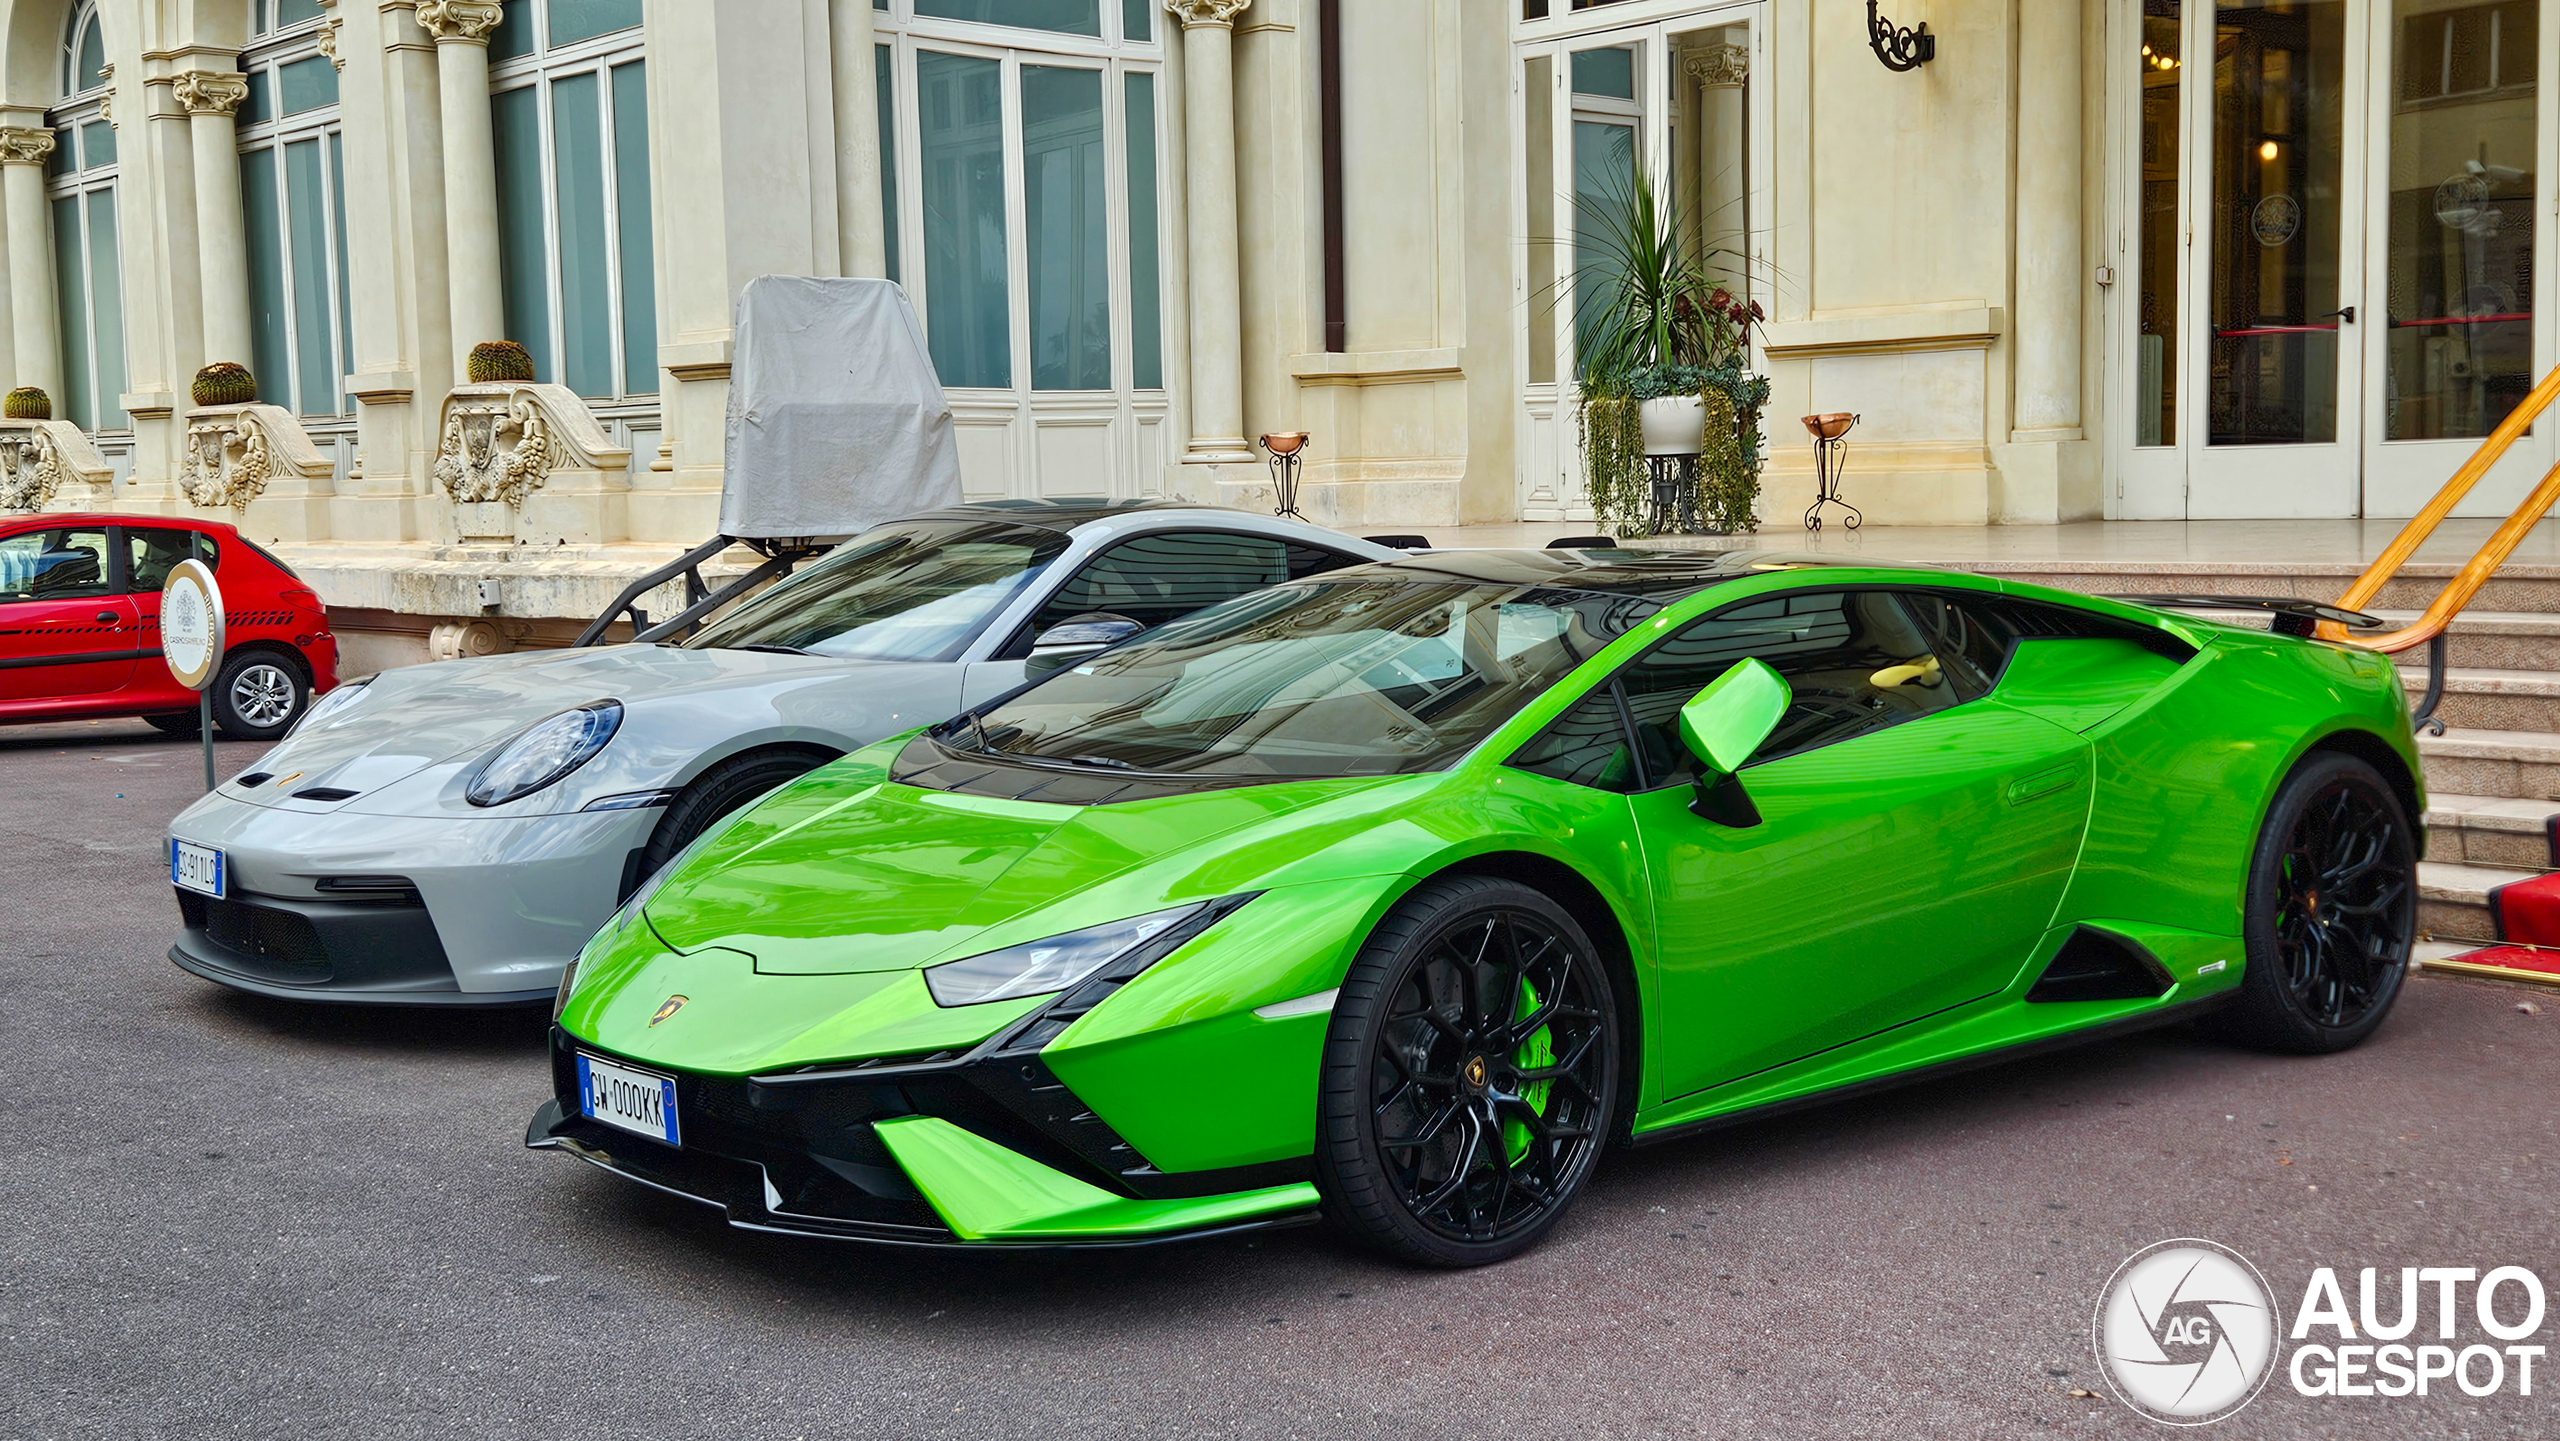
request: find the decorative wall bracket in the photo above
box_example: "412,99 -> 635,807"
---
432,382 -> 631,544
179,404 -> 333,512
1867,1 -> 1935,72
0,420 -> 111,512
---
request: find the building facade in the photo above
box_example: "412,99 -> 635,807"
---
0,0 -> 2547,668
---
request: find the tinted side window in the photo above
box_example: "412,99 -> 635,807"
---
0,528 -> 113,603
1508,683 -> 1641,791
1897,590 -> 2007,694
1285,541 -> 1361,581
1621,589 -> 1977,782
127,528 -> 216,592
1031,531 -> 1289,632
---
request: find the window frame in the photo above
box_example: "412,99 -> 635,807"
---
0,524 -> 121,605
45,5 -> 125,440
235,14 -> 352,420
487,2 -> 656,404
993,528 -> 1367,658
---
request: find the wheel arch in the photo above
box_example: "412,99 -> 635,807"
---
221,637 -> 310,683
1422,849 -> 1646,1140
2298,724 -> 2423,826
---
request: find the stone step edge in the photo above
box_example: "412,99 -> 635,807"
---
2417,728 -> 2560,760
2399,667 -> 2560,695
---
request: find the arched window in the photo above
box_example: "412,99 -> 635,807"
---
487,0 -> 657,406
237,0 -> 353,425
47,0 -> 126,438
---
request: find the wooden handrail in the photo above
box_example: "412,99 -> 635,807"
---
2319,363 -> 2560,651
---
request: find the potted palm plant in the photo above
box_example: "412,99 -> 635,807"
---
1573,167 -> 1770,536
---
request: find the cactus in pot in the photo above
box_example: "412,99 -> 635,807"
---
191,362 -> 257,407
468,341 -> 536,384
4,386 -> 50,420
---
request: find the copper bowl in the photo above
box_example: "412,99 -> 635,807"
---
1259,432 -> 1309,456
1802,412 -> 1858,441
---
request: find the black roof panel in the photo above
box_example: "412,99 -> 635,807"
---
1315,547 -> 1947,601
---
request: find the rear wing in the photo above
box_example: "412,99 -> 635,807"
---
2103,593 -> 2383,639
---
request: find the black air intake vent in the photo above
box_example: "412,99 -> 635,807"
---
293,787 -> 361,802
2026,926 -> 2176,1003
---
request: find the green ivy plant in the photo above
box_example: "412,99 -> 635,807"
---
1568,164 -> 1770,537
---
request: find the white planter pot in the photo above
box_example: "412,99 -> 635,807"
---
1640,394 -> 1705,456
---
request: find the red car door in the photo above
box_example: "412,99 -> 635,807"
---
0,524 -> 139,705
120,525 -> 216,711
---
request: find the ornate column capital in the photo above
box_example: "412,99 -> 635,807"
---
1685,43 -> 1749,89
0,126 -> 56,166
317,0 -> 346,71
172,70 -> 251,118
416,0 -> 505,44
1164,0 -> 1251,30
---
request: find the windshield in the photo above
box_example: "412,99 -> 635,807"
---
684,519 -> 1069,662
956,579 -> 1660,779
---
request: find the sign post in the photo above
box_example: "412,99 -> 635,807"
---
162,558 -> 225,791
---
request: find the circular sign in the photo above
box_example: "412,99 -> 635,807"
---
2092,1238 -> 2281,1426
2251,194 -> 2302,248
161,558 -> 225,692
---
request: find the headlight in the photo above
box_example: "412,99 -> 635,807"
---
466,701 -> 622,807
289,676 -> 373,737
924,903 -> 1209,1007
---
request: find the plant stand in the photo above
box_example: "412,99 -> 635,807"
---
1646,454 -> 1701,535
1802,412 -> 1860,532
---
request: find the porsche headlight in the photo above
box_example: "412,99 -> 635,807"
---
289,676 -> 373,738
466,701 -> 622,807
924,903 -> 1210,1008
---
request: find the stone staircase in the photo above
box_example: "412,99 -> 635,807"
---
1961,557 -> 2560,975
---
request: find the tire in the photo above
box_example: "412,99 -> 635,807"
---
2213,751 -> 2417,1054
143,711 -> 202,737
210,650 -> 308,741
1314,875 -> 1621,1267
635,746 -> 839,884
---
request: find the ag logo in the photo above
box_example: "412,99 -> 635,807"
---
649,994 -> 688,1027
2094,1239 -> 2281,1425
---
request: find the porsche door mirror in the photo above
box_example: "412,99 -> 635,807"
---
1678,658 -> 1790,827
1027,612 -> 1143,676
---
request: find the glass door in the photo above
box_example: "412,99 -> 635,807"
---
2117,0 -> 2369,517
2360,0 -> 2555,516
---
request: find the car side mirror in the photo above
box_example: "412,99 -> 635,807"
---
1678,658 -> 1790,827
1026,612 -> 1144,676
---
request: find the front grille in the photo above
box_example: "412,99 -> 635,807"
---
184,892 -> 331,979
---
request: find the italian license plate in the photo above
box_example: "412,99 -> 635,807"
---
171,838 -> 226,899
577,1054 -> 680,1146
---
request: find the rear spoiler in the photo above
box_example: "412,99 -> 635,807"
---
2104,593 -> 2382,639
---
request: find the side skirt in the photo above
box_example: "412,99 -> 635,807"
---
1627,989 -> 2237,1150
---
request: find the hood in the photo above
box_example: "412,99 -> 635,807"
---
234,645 -> 919,806
641,762 -> 1419,976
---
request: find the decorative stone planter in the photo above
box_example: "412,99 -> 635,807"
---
0,419 -> 112,513
431,381 -> 632,545
1640,394 -> 1705,456
178,403 -> 336,539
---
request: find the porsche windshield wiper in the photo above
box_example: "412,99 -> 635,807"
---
728,642 -> 814,656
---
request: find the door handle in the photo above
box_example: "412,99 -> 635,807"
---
94,611 -> 118,625
2321,306 -> 2356,325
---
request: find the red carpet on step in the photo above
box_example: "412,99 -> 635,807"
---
2494,871 -> 2560,947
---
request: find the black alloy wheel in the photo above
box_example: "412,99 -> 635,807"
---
2219,752 -> 2415,1053
1316,876 -> 1619,1266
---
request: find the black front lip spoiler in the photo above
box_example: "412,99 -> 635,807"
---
169,943 -> 553,1008
524,1101 -> 1321,1251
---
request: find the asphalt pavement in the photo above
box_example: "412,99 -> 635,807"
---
4,715 -> 2555,1440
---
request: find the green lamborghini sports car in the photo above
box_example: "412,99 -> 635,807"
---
528,549 -> 2422,1265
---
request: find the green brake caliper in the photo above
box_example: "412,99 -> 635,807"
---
1504,977 -> 1555,1164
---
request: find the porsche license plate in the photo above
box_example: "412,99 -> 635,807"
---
577,1054 -> 680,1146
171,839 -> 226,899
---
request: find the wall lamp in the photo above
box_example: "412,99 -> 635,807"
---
1868,0 -> 1935,72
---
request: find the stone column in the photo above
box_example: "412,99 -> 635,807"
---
831,0 -> 886,278
173,72 -> 254,369
417,1 -> 506,379
2013,0 -> 2081,437
0,128 -> 62,399
1686,42 -> 1749,293
1167,0 -> 1255,464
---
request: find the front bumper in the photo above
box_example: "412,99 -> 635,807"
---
170,885 -> 549,1006
166,791 -> 659,996
527,1029 -> 1321,1248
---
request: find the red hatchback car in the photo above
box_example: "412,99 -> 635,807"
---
0,514 -> 338,739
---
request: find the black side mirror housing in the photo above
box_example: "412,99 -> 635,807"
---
1026,612 -> 1144,675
